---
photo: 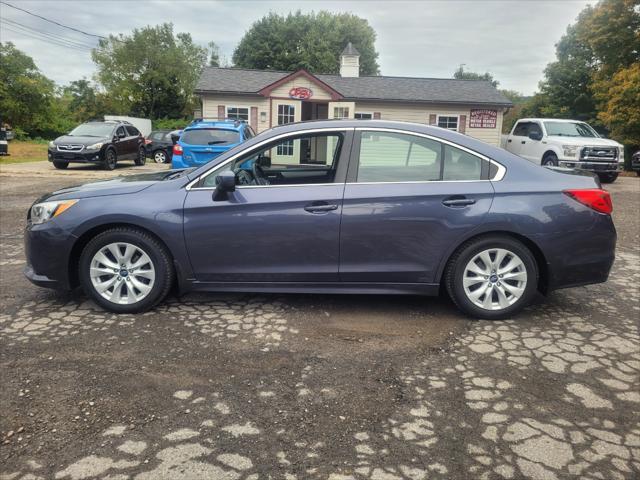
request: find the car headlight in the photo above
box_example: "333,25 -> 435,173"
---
30,199 -> 78,225
86,142 -> 103,150
562,145 -> 578,157
48,141 -> 55,149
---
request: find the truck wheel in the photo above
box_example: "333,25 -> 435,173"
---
53,161 -> 68,169
542,153 -> 558,167
598,172 -> 618,184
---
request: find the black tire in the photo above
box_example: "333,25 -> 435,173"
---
445,235 -> 539,320
53,161 -> 68,169
153,149 -> 167,164
636,170 -> 640,177
542,153 -> 558,167
103,149 -> 117,170
598,172 -> 618,184
79,227 -> 174,313
134,146 -> 146,166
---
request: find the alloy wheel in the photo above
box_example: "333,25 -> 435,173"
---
462,248 -> 528,311
154,151 -> 166,163
89,242 -> 156,305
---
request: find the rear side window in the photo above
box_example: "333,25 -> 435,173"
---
357,132 -> 441,182
181,128 -> 240,146
442,145 -> 483,181
125,125 -> 140,136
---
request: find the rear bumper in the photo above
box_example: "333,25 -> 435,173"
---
533,214 -> 616,291
48,149 -> 103,164
24,221 -> 75,290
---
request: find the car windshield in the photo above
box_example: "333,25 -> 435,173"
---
181,128 -> 240,146
68,123 -> 115,137
543,121 -> 599,138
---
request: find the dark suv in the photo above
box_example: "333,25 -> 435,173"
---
48,120 -> 146,170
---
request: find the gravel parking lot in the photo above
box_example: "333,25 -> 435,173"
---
1,163 -> 639,480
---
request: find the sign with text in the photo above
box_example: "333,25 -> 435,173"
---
470,109 -> 498,128
289,87 -> 313,100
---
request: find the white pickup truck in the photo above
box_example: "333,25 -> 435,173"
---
504,118 -> 624,183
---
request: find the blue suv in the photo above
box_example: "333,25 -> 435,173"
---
171,118 -> 256,168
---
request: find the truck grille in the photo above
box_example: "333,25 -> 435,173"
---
57,144 -> 84,152
580,146 -> 617,162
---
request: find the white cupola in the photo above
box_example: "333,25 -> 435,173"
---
340,42 -> 360,77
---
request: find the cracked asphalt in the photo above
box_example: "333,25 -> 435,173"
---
1,165 -> 639,480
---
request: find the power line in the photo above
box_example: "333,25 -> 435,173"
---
0,1 -> 106,40
1,23 -> 94,52
2,17 -> 97,49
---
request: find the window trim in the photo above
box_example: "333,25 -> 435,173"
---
436,115 -> 459,131
347,127 -> 505,183
186,128 -> 352,190
226,106 -> 250,121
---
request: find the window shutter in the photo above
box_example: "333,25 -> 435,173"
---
218,105 -> 225,119
459,115 -> 467,133
250,107 -> 258,130
429,114 -> 437,125
373,112 -> 381,119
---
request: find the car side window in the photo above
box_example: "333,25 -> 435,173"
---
126,126 -> 140,136
201,132 -> 344,188
442,145 -> 483,181
116,126 -> 126,138
356,132 -> 441,182
528,122 -> 542,136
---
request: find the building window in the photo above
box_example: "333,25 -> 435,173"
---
226,107 -> 249,121
277,104 -> 295,125
437,116 -> 458,131
333,107 -> 350,119
355,112 -> 373,120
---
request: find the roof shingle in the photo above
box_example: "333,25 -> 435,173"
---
195,67 -> 512,107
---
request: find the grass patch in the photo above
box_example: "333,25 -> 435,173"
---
0,141 -> 48,164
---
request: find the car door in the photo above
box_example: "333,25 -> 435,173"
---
506,121 -> 529,158
113,126 -> 129,158
339,129 -> 495,284
182,128 -> 353,283
523,121 -> 546,164
125,125 -> 141,158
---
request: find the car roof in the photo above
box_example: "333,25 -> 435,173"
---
516,118 -> 588,123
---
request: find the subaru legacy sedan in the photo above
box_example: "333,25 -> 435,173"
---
24,120 -> 616,320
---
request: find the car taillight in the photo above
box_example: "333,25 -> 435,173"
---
564,189 -> 613,214
173,144 -> 183,155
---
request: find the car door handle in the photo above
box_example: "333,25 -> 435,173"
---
304,202 -> 338,213
442,197 -> 476,207
507,139 -> 512,143
521,140 -> 526,144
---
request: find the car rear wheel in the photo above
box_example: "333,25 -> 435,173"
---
103,149 -> 117,170
53,161 -> 68,169
79,228 -> 173,313
598,172 -> 618,183
153,150 -> 167,164
134,146 -> 146,166
542,153 -> 558,166
445,235 -> 538,320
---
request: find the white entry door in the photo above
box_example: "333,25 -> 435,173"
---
271,100 -> 301,165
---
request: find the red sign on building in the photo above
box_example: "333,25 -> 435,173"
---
289,87 -> 313,100
470,109 -> 498,128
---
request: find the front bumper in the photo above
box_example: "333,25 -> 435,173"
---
48,148 -> 103,164
24,221 -> 76,290
558,160 -> 621,173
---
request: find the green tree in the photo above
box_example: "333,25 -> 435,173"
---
453,66 -> 499,87
233,11 -> 379,75
0,42 -> 57,137
92,23 -> 208,119
208,41 -> 221,67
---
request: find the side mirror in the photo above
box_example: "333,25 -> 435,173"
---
213,170 -> 235,200
528,131 -> 543,141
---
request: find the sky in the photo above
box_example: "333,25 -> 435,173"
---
0,0 -> 597,95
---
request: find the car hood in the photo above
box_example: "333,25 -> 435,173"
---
548,136 -> 622,147
41,170 -> 180,201
54,135 -> 110,146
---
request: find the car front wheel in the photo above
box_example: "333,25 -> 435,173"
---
79,228 -> 173,313
153,150 -> 167,163
104,149 -> 117,170
542,153 -> 558,167
445,235 -> 538,320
